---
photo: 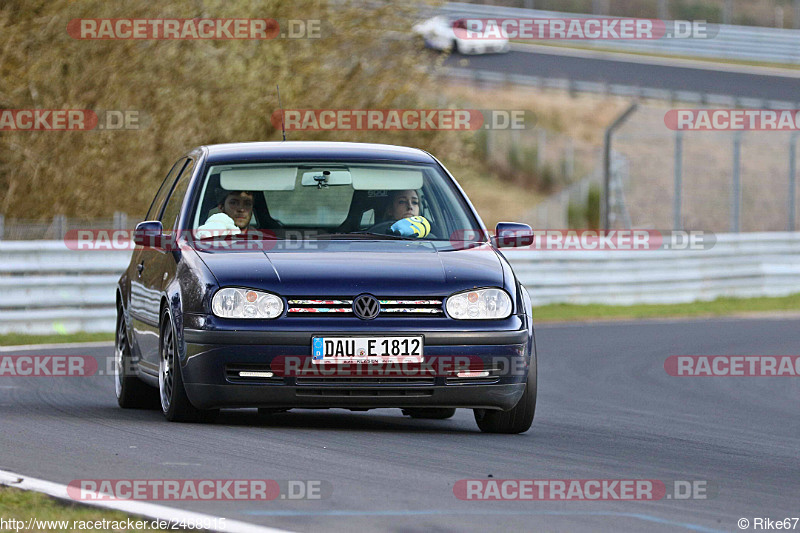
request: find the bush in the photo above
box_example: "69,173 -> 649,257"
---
672,0 -> 723,23
539,164 -> 556,192
567,200 -> 585,229
0,0 -> 448,218
586,184 -> 601,230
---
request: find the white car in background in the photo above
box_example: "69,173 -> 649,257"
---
413,16 -> 510,55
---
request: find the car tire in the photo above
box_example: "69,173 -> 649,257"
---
115,305 -> 159,409
474,356 -> 536,434
402,408 -> 456,419
159,308 -> 219,423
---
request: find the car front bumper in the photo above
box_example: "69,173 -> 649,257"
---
180,326 -> 531,411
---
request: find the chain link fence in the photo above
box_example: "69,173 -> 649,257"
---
613,104 -> 799,231
524,103 -> 800,232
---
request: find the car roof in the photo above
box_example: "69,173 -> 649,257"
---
199,141 -> 437,165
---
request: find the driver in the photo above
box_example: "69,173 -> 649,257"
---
383,189 -> 431,238
196,190 -> 255,237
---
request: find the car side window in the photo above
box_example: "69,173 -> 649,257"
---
145,158 -> 187,221
160,159 -> 195,233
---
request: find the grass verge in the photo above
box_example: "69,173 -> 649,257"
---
0,332 -> 114,347
534,293 -> 800,322
0,486 -> 168,532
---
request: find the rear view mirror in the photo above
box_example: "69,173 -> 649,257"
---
494,222 -> 533,248
300,169 -> 352,187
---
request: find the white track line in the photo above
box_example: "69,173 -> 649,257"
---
0,341 -> 113,353
0,469 -> 292,533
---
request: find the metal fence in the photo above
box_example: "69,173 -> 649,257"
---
2,234 -> 799,334
442,2 -> 800,64
602,105 -> 800,232
488,101 -> 800,233
444,67 -> 799,110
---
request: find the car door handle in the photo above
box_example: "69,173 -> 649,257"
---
136,261 -> 145,275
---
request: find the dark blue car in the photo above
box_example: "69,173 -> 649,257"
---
115,142 -> 537,433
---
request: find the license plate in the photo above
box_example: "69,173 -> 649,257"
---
311,336 -> 423,364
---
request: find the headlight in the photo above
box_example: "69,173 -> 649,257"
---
211,288 -> 283,319
446,288 -> 512,320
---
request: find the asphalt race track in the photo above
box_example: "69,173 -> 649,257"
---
1,317 -> 798,532
443,49 -> 800,102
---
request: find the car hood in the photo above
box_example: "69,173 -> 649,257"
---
195,240 -> 504,296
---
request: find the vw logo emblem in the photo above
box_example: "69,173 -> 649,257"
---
353,294 -> 380,320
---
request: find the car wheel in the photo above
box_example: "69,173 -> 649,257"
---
115,305 -> 158,409
402,408 -> 456,419
159,308 -> 219,423
474,356 -> 536,434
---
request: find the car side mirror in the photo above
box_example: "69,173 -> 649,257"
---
133,220 -> 165,249
494,222 -> 533,248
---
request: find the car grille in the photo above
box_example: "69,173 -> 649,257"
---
286,298 -> 444,317
295,388 -> 434,397
295,376 -> 436,386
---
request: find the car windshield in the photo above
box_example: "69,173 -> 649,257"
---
189,161 -> 484,243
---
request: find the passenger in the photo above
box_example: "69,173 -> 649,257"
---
385,189 -> 421,220
383,189 -> 431,238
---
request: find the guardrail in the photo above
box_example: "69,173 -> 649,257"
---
444,66 -> 799,108
2,234 -> 799,334
442,2 -> 800,64
506,232 -> 800,305
0,242 -> 130,334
